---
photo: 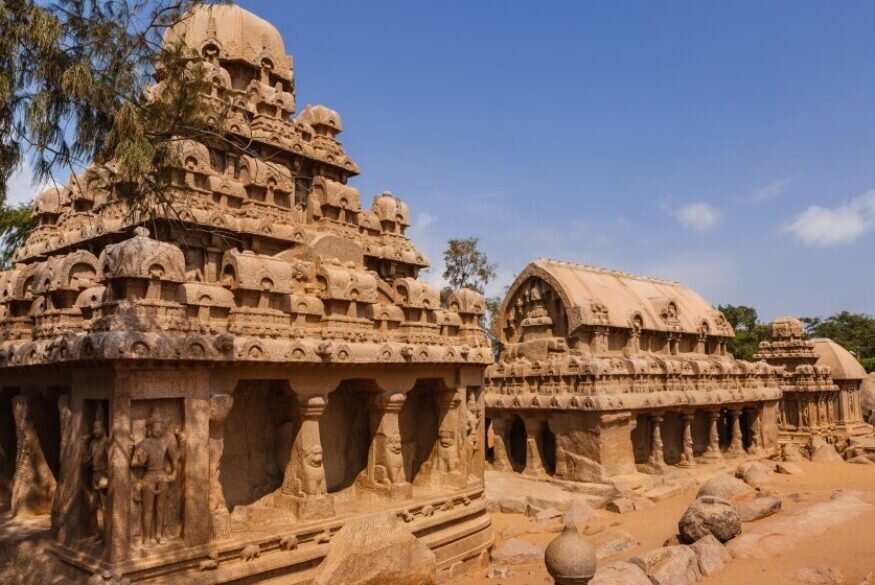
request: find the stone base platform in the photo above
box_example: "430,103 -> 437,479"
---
52,487 -> 492,584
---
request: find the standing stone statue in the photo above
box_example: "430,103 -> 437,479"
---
131,409 -> 182,545
83,415 -> 111,538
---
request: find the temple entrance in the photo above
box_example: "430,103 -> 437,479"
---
719,409 -> 732,451
320,382 -> 371,494
29,391 -> 61,481
399,381 -> 440,486
0,388 -> 19,511
219,380 -> 288,510
740,408 -> 752,450
541,421 -> 557,475
661,411 -> 683,465
632,414 -> 651,464
508,415 -> 527,472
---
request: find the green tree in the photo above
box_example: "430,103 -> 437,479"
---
0,0 -> 234,259
717,304 -> 768,361
441,237 -> 501,355
441,237 -> 497,295
801,311 -> 875,359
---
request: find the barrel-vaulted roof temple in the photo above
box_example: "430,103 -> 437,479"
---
0,4 -> 871,585
483,260 -> 870,483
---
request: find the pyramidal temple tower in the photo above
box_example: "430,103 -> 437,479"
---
0,5 -> 493,583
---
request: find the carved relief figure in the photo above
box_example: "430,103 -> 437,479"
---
436,430 -> 459,473
131,409 -> 182,545
83,414 -> 111,538
375,433 -> 405,487
293,444 -> 327,496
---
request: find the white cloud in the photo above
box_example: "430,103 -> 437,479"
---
746,177 -> 791,203
782,191 -> 875,247
413,212 -> 437,230
673,202 -> 721,233
5,159 -> 50,206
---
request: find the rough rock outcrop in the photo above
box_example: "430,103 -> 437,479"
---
810,444 -> 844,463
696,474 -> 756,503
592,529 -> 640,559
632,545 -> 702,585
775,461 -> 803,475
782,443 -> 806,462
690,534 -> 731,576
313,514 -> 436,585
589,561 -> 652,585
679,495 -> 742,543
789,566 -> 845,585
738,496 -> 782,522
490,538 -> 545,565
735,461 -> 773,488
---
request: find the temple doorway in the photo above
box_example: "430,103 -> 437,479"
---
508,415 -> 527,472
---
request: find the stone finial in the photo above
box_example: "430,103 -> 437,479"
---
544,520 -> 597,585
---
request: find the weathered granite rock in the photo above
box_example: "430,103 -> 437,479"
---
589,561 -> 652,585
735,461 -> 773,488
789,566 -> 845,584
775,461 -> 803,475
782,443 -> 807,462
729,493 -> 871,559
592,528 -> 640,559
690,534 -> 730,576
696,474 -> 756,504
811,444 -> 844,463
679,495 -> 741,543
486,472 -> 595,515
490,538 -> 545,565
313,514 -> 436,585
632,545 -> 702,585
738,496 -> 782,522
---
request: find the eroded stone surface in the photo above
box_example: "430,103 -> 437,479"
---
632,545 -> 702,585
679,495 -> 741,543
738,496 -> 782,522
697,474 -> 756,504
690,534 -> 731,576
589,561 -> 652,585
314,514 -> 436,585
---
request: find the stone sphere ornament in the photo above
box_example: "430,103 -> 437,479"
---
544,520 -> 597,585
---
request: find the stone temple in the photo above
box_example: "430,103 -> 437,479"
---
0,5 -> 493,583
1,4 -> 874,585
483,260 -> 871,484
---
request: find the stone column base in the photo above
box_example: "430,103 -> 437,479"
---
275,493 -> 335,520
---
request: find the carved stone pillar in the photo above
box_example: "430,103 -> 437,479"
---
490,417 -> 513,472
435,389 -> 463,484
728,408 -> 744,457
278,394 -> 333,518
647,413 -> 666,468
747,406 -> 764,455
521,415 -> 546,477
368,392 -> 412,499
208,394 -> 233,540
677,412 -> 696,468
106,393 -> 131,563
703,410 -> 723,460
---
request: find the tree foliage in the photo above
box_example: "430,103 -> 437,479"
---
0,203 -> 36,268
440,237 -> 501,355
441,237 -> 497,294
801,311 -> 875,360
0,0 -> 239,258
717,304 -> 768,362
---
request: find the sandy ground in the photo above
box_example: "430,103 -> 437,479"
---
449,462 -> 875,585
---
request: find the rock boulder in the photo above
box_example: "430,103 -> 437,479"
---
811,444 -> 844,463
632,545 -> 702,585
313,513 -> 436,585
735,461 -> 773,488
690,534 -> 731,576
490,538 -> 545,565
696,474 -> 756,503
738,496 -> 782,522
679,495 -> 741,543
589,561 -> 652,585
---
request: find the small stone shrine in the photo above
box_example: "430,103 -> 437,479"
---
483,259 -> 871,484
0,5 -> 493,583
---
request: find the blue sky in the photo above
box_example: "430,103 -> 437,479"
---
10,1 -> 875,320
